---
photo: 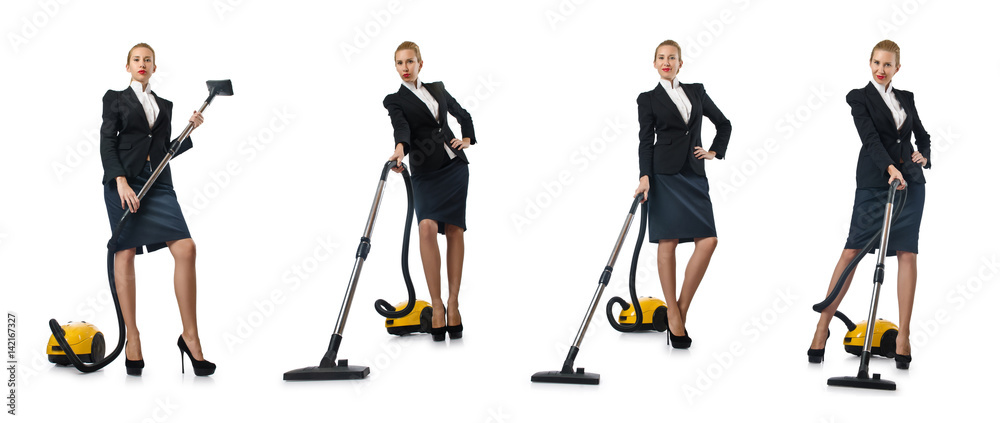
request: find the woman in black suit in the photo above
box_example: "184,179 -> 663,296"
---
99,43 -> 214,376
808,40 -> 930,369
384,41 -> 476,341
633,40 -> 731,349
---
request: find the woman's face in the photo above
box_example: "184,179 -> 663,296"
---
394,49 -> 421,83
127,47 -> 156,85
870,49 -> 899,86
654,45 -> 682,81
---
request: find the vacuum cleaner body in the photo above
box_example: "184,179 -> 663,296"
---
614,297 -> 668,332
385,300 -> 432,335
46,322 -> 105,365
844,318 -> 898,358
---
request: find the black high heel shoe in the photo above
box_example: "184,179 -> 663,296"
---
125,341 -> 143,376
807,329 -> 831,364
125,358 -> 144,376
895,354 -> 912,369
430,306 -> 446,342
665,312 -> 691,349
446,307 -> 463,339
177,335 -> 216,376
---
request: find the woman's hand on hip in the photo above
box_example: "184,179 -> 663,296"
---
450,138 -> 471,150
911,151 -> 927,166
694,146 -> 716,160
635,175 -> 650,203
116,176 -> 139,213
887,165 -> 906,190
189,111 -> 204,129
388,144 -> 405,173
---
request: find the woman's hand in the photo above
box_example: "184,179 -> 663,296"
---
116,176 -> 139,212
450,137 -> 472,150
388,143 -> 405,173
911,151 -> 928,167
887,165 -> 906,190
694,146 -> 716,160
189,111 -> 204,129
634,175 -> 650,203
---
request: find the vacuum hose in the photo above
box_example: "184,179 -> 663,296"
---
373,160 -> 418,318
812,180 -> 907,330
604,196 -> 648,332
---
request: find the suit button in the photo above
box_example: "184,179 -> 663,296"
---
685,131 -> 689,135
896,139 -> 900,144
148,134 -> 152,138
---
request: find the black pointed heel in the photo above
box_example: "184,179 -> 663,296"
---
665,311 -> 691,349
177,335 -> 216,376
807,329 -> 831,363
895,354 -> 912,369
125,359 -> 144,376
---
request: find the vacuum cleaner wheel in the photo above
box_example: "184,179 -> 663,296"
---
419,306 -> 433,333
652,306 -> 668,333
89,332 -> 106,363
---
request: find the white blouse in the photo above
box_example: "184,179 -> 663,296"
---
871,79 -> 907,130
658,78 -> 691,124
130,80 -> 159,129
402,79 -> 456,159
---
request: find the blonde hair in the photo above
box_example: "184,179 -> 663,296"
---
394,41 -> 422,62
126,42 -> 155,66
654,40 -> 682,61
870,39 -> 900,65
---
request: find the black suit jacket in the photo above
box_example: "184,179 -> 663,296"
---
383,81 -> 476,175
847,82 -> 931,188
637,82 -> 731,177
99,87 -> 192,185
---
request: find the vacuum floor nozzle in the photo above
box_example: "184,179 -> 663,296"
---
283,359 -> 370,381
531,368 -> 600,385
827,373 -> 896,391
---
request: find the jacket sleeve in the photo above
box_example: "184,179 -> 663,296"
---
637,92 -> 655,178
383,94 -> 411,155
100,90 -> 127,182
847,89 -> 895,173
164,101 -> 194,158
442,83 -> 476,144
907,92 -> 931,169
701,86 -> 732,160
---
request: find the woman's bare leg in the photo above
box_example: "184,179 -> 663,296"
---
115,248 -> 141,360
657,239 -> 684,336
677,237 -> 718,322
444,224 -> 464,326
811,249 -> 863,349
895,251 -> 917,355
167,238 -> 206,361
418,220 -> 445,328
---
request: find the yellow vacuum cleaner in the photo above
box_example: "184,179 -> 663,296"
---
612,297 -> 668,332
46,321 -> 105,365
385,300 -> 432,335
47,80 -> 233,373
843,318 -> 898,358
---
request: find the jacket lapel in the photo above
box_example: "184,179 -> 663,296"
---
122,86 -> 147,123
150,93 -> 167,130
398,84 -> 438,123
423,82 -> 448,127
653,83 -> 688,128
865,82 -> 898,132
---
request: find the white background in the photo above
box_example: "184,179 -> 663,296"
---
2,0 -> 998,421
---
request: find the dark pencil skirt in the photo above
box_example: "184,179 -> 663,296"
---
103,161 -> 191,254
647,163 -> 717,244
410,159 -> 469,235
844,183 -> 925,256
